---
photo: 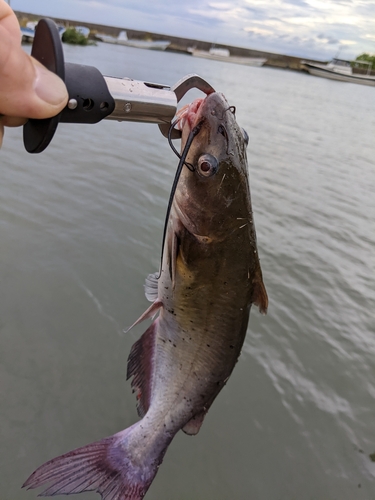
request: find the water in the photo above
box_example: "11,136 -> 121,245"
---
1,42 -> 374,500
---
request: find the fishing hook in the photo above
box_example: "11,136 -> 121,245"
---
157,120 -> 204,279
167,119 -> 195,172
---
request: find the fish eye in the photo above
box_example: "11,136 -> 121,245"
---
197,154 -> 219,178
241,128 -> 249,146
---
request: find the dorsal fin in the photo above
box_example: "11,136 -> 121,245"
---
145,272 -> 159,302
127,320 -> 158,417
182,393 -> 217,436
182,410 -> 207,436
251,268 -> 268,314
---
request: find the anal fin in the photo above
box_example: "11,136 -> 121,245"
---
127,320 -> 158,418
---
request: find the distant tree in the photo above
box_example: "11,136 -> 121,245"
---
62,28 -> 89,46
355,53 -> 375,68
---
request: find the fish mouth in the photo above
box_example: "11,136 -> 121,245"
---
174,98 -> 205,133
175,92 -> 231,136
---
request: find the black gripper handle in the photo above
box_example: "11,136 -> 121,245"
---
23,19 -> 115,153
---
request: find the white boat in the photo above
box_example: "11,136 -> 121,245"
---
302,58 -> 375,87
191,47 -> 266,67
21,22 -> 66,43
20,26 -> 35,42
57,25 -> 66,37
26,21 -> 37,30
75,26 -> 90,38
98,31 -> 170,51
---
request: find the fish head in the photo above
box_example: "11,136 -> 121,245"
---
174,92 -> 251,241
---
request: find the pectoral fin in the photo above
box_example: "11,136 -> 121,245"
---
124,300 -> 162,333
145,272 -> 159,302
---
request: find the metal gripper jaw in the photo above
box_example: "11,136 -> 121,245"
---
23,18 -> 215,153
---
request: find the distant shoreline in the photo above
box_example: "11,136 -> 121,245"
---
15,10 -> 326,72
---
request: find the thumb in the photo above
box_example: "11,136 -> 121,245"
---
0,53 -> 68,119
0,8 -> 68,119
29,57 -> 69,117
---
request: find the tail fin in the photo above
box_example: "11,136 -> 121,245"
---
23,423 -> 159,500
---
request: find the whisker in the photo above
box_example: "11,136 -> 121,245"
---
157,120 -> 204,278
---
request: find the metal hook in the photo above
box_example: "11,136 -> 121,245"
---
159,74 -> 215,139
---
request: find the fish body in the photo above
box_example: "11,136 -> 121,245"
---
23,92 -> 267,499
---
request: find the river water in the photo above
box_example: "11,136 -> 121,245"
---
1,42 -> 374,500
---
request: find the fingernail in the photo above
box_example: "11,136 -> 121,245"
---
34,63 -> 68,106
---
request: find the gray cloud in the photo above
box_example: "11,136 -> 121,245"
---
283,0 -> 310,7
11,0 -> 375,60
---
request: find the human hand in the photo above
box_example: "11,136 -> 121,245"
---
0,0 -> 68,147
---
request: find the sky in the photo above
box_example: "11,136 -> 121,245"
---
11,0 -> 375,60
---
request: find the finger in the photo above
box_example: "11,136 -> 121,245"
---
0,120 -> 3,149
1,115 -> 27,127
0,7 -> 68,118
0,1 -> 20,43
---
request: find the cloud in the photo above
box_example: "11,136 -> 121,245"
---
244,27 -> 275,36
208,2 -> 234,10
12,0 -> 375,59
340,39 -> 357,45
317,33 -> 340,44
